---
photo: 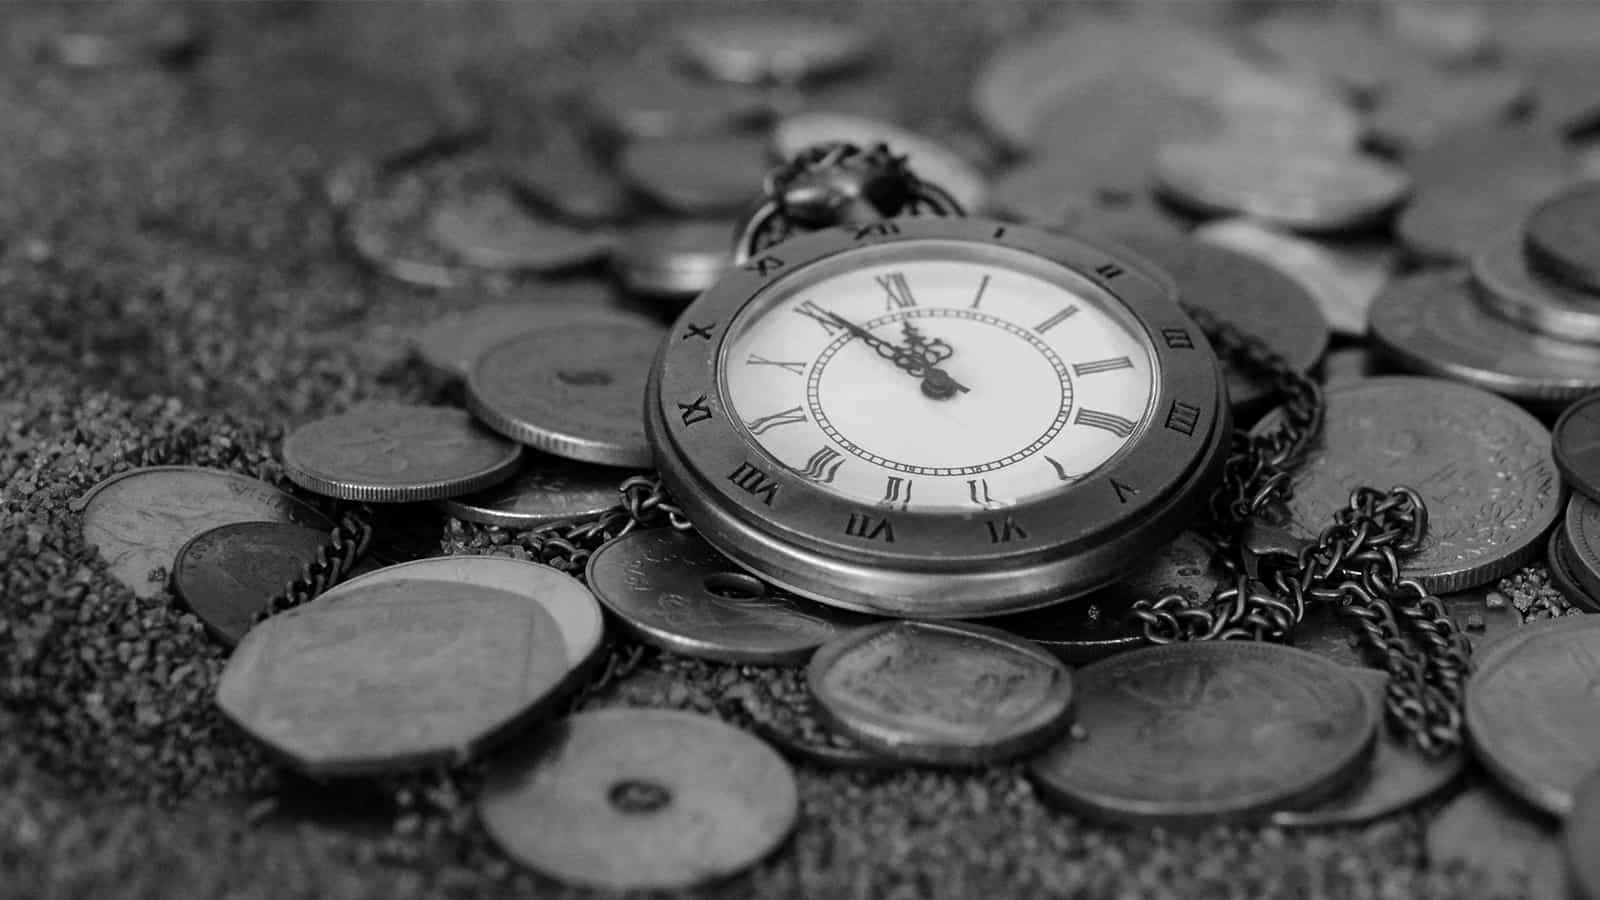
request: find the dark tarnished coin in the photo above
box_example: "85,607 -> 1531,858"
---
1366,69 -> 1532,156
773,112 -> 987,213
1195,218 -> 1392,338
441,455 -> 636,529
466,321 -> 664,467
1271,668 -> 1466,827
586,529 -> 874,665
1567,769 -> 1600,900
1546,527 -> 1598,614
1472,230 -> 1600,344
585,53 -> 769,140
283,404 -> 522,502
1395,168 -> 1568,266
479,709 -> 797,891
808,620 -> 1074,766
988,531 -> 1222,666
619,135 -> 770,216
1255,377 -> 1561,593
77,466 -> 332,599
425,187 -> 614,273
1556,393 -> 1600,504
1525,181 -> 1600,296
1426,784 -> 1562,900
1154,139 -> 1410,233
502,133 -> 633,225
1402,124 -> 1568,194
411,290 -> 648,381
1113,234 -> 1329,411
1370,271 -> 1600,405
1562,495 -> 1600,609
612,220 -> 733,299
1467,615 -> 1600,815
218,561 -> 601,776
1028,642 -> 1376,827
173,522 -> 334,647
672,17 -> 872,85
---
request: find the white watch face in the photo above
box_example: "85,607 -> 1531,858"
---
721,240 -> 1159,512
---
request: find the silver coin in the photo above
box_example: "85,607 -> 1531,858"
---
411,289 -> 649,381
440,455 -> 639,529
1271,667 -> 1465,827
1426,783 -> 1562,900
1195,218 -> 1392,338
1527,54 -> 1600,137
479,709 -> 797,891
501,133 -> 633,225
1248,12 -> 1432,101
808,620 -> 1074,766
772,112 -> 988,213
618,135 -> 770,216
1366,68 -> 1533,156
1155,139 -> 1410,233
1369,270 -> 1600,405
1546,527 -> 1597,614
672,16 -> 872,85
612,220 -> 733,299
1472,229 -> 1600,343
584,53 -> 769,140
283,404 -> 523,503
1402,123 -> 1568,193
585,528 -> 875,665
1395,168 -> 1568,265
1560,496 -> 1600,612
466,321 -> 664,467
425,187 -> 613,273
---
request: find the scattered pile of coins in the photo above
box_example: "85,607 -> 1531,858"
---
42,3 -> 1600,895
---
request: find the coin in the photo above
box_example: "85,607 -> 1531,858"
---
1381,2 -> 1494,64
1255,377 -> 1562,593
501,134 -> 633,225
1471,229 -> 1600,343
988,531 -> 1221,666
76,466 -> 332,599
1296,587 -> 1520,666
479,709 -> 797,891
341,164 -> 470,289
1426,784 -> 1561,900
1271,668 -> 1465,827
411,290 -> 648,381
730,668 -> 897,770
1112,234 -> 1329,412
1402,124 -> 1568,193
1154,139 -> 1410,233
619,135 -> 770,216
585,529 -> 874,665
1567,768 -> 1600,900
1028,642 -> 1376,826
584,53 -> 769,140
1395,168 -> 1568,265
808,620 -> 1074,766
672,17 -> 872,85
772,112 -> 987,213
1467,615 -> 1600,815
425,187 -> 613,273
218,563 -> 600,776
1194,218 -> 1392,338
1319,347 -> 1377,387
612,220 -> 732,299
1527,54 -> 1600,137
1369,270 -> 1600,405
441,455 -> 635,529
172,522 -> 335,647
1562,496 -> 1600,608
1207,69 -> 1364,152
1546,527 -> 1598,614
1524,181 -> 1600,295
1366,68 -> 1533,156
1248,12 -> 1430,101
43,5 -> 203,69
1555,394 -> 1600,504
283,404 -> 522,502
466,321 -> 664,467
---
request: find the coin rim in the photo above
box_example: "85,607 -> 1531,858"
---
1561,495 -> 1600,609
282,405 -> 525,502
1470,230 -> 1600,344
1553,392 -> 1600,506
1524,182 -> 1600,295
171,521 -> 333,647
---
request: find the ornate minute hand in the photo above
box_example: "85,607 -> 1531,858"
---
825,311 -> 969,398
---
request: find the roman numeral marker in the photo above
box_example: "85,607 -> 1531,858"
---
1165,400 -> 1201,437
877,272 -> 916,310
967,478 -> 1000,508
1161,328 -> 1194,349
1045,456 -> 1081,482
985,516 -> 1029,544
879,475 -> 912,510
1072,356 -> 1133,377
795,300 -> 842,335
744,406 -> 806,435
1075,408 -> 1136,438
797,446 -> 844,483
677,395 -> 711,426
746,354 -> 805,374
845,512 -> 896,543
970,274 -> 991,309
1034,305 -> 1080,334
1112,478 -> 1139,503
1094,263 -> 1124,279
728,462 -> 779,506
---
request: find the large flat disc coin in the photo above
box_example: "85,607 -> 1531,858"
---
441,455 -> 638,528
1525,181 -> 1600,294
466,321 -> 664,467
808,620 -> 1073,766
772,112 -> 987,213
77,466 -> 332,599
1271,668 -> 1465,827
1028,642 -> 1376,826
217,574 -> 582,777
1467,615 -> 1600,815
284,404 -> 522,502
1256,377 -> 1562,593
586,528 -> 875,665
173,522 -> 334,646
1554,393 -> 1600,504
479,709 -> 798,891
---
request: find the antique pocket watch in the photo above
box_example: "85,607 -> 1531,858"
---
645,215 -> 1229,618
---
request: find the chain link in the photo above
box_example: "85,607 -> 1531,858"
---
513,476 -> 692,577
1130,304 -> 1472,758
253,504 -> 376,622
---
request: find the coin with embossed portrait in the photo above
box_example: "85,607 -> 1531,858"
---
283,404 -> 522,502
441,455 -> 640,528
466,320 -> 665,467
1028,642 -> 1376,826
1254,377 -> 1562,593
808,620 -> 1074,766
76,466 -> 332,599
586,528 -> 875,664
172,522 -> 336,646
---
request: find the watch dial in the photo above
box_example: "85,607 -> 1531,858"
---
721,240 -> 1158,512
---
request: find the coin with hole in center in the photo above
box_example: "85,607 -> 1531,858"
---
808,620 -> 1074,766
283,404 -> 522,503
1271,667 -> 1465,827
441,455 -> 639,529
479,708 -> 797,891
76,466 -> 332,599
585,528 -> 875,665
1466,615 -> 1600,816
173,522 -> 335,647
466,321 -> 664,467
1554,392 -> 1600,504
1028,641 -> 1376,827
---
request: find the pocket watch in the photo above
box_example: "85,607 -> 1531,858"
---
645,214 -> 1229,618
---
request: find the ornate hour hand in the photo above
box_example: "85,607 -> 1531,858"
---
826,311 -> 969,399
900,321 -> 954,365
